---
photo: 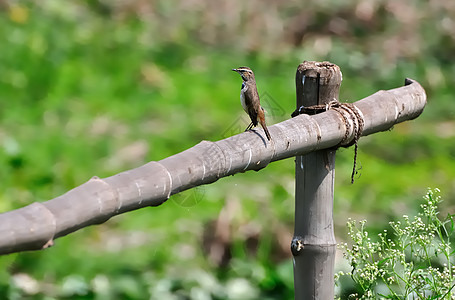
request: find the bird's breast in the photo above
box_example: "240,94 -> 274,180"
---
240,82 -> 248,113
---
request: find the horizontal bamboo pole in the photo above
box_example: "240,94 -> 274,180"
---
0,78 -> 426,255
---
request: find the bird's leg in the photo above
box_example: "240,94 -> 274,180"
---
245,122 -> 254,131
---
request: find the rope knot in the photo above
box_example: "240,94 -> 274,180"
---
292,100 -> 365,183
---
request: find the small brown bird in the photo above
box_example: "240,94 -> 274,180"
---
232,67 -> 271,141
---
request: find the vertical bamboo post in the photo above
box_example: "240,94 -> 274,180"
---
292,61 -> 342,299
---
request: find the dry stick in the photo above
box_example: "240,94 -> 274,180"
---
0,75 -> 426,255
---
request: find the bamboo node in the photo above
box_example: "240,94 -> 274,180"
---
291,236 -> 305,256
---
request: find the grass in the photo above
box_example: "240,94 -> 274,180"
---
0,1 -> 454,299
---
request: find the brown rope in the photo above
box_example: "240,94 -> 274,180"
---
292,101 -> 365,183
331,103 -> 364,183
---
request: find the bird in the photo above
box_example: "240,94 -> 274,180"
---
232,67 -> 271,141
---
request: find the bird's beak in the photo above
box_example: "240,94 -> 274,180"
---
232,69 -> 238,72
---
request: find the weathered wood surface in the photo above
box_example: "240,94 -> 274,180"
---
293,61 -> 340,300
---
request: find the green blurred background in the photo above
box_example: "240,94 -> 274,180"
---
0,0 -> 454,299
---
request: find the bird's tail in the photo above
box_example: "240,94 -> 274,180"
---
258,109 -> 271,141
261,122 -> 271,141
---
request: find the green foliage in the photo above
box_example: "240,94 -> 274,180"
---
337,189 -> 455,299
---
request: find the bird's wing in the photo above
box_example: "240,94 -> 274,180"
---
244,86 -> 258,126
